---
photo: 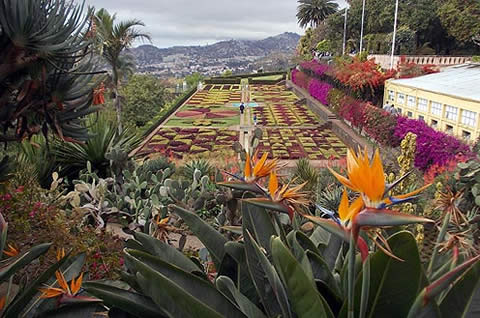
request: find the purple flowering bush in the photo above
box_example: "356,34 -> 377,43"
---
308,79 -> 332,105
291,69 -> 311,89
300,60 -> 330,77
393,116 -> 473,171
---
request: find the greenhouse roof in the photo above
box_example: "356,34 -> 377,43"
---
388,63 -> 480,102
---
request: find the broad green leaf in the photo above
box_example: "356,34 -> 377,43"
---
84,281 -> 167,318
439,260 -> 480,317
216,276 -> 267,318
171,205 -> 227,269
307,251 -> 341,299
133,263 -> 225,318
4,252 -> 69,317
271,237 -> 330,318
0,243 -> 51,282
134,232 -> 201,274
358,231 -> 422,318
243,228 -> 284,317
125,249 -> 246,318
245,231 -> 292,318
241,201 -> 277,254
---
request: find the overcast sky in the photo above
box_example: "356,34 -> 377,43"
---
84,0 -> 347,48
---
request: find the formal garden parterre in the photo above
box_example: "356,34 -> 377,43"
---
139,83 -> 346,160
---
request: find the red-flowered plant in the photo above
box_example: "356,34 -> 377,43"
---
396,56 -> 440,79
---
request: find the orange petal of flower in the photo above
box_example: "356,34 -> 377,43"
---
338,189 -> 350,221
55,271 -> 70,294
71,273 -> 84,295
39,287 -> 65,299
268,172 -> 279,195
253,153 -> 269,176
244,152 -> 252,178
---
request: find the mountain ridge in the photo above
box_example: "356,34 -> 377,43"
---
131,32 -> 300,66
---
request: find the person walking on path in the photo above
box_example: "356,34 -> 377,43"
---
253,114 -> 257,125
239,103 -> 245,114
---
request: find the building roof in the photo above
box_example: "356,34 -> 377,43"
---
388,63 -> 480,103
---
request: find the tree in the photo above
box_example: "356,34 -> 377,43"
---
93,8 -> 150,133
0,0 -> 100,143
120,75 -> 173,128
296,0 -> 339,28
437,0 -> 480,45
184,73 -> 204,89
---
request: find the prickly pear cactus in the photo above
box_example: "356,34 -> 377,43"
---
397,132 -> 417,193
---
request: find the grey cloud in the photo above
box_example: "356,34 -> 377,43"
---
84,0 -> 346,47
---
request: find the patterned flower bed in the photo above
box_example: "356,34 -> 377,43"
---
188,89 -> 242,105
203,84 -> 241,91
256,128 -> 347,160
164,104 -> 240,127
251,85 -> 321,126
139,128 -> 238,159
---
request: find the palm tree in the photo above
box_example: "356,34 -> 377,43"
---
93,8 -> 150,133
296,0 -> 339,28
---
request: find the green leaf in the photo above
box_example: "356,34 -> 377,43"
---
171,205 -> 227,269
130,257 -> 228,318
133,232 -> 201,274
353,231 -> 422,318
245,231 -> 292,318
439,260 -> 480,317
4,253 -> 69,317
83,281 -> 167,318
0,243 -> 51,282
241,200 -> 277,254
125,249 -> 246,318
307,251 -> 341,299
271,236 -> 330,318
216,276 -> 267,318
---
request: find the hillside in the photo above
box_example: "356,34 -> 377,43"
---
129,32 -> 300,77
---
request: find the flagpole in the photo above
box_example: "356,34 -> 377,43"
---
342,7 -> 348,55
359,0 -> 366,52
390,0 -> 399,69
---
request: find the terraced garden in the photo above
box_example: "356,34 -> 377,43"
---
137,82 -> 347,161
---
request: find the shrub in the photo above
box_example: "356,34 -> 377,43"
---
327,88 -> 345,113
300,59 -> 331,77
362,104 -> 397,145
291,69 -> 311,89
1,182 -> 123,281
394,116 -> 473,171
308,79 -> 332,105
338,96 -> 366,129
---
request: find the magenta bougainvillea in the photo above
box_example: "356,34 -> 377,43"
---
393,117 -> 473,171
300,60 -> 331,77
293,67 -> 474,172
308,79 -> 332,105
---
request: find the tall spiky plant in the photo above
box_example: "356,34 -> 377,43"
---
0,0 -> 102,143
93,8 -> 151,133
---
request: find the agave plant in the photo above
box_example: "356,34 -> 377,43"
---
0,0 -> 103,143
85,149 -> 480,317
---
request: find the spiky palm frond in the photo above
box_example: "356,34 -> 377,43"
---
0,0 -> 103,143
296,0 -> 338,28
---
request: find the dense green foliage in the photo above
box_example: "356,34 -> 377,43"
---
121,74 -> 173,128
314,0 -> 480,55
297,0 -> 339,28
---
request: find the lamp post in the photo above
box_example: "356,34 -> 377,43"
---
390,0 -> 399,69
342,7 -> 348,55
359,0 -> 366,53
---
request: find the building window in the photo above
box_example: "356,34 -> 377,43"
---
431,119 -> 438,128
407,95 -> 416,108
431,102 -> 442,116
419,115 -> 424,121
397,93 -> 405,105
461,110 -> 477,127
462,130 -> 472,140
418,98 -> 428,112
445,105 -> 458,121
407,111 -> 413,117
388,90 -> 395,101
446,124 -> 454,134
397,108 -> 402,114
